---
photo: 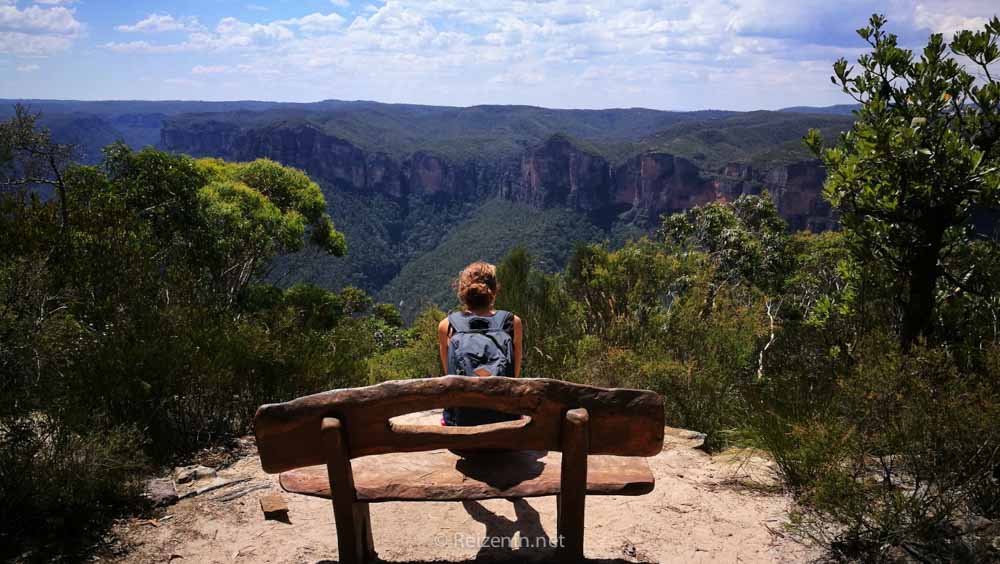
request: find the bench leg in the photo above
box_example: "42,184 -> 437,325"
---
354,502 -> 375,561
322,417 -> 376,564
557,408 -> 589,563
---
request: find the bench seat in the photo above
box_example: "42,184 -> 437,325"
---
280,449 -> 655,502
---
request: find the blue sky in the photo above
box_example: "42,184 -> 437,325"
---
0,0 -> 997,110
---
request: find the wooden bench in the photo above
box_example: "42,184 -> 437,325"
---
254,376 -> 664,563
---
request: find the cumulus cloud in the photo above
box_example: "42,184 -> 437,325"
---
105,12 -> 347,53
0,2 -> 82,55
913,3 -> 992,35
116,13 -> 203,33
278,12 -> 345,34
107,17 -> 292,53
0,3 -> 81,34
215,17 -> 293,42
1,32 -> 72,55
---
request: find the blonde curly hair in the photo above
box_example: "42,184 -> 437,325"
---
455,261 -> 499,310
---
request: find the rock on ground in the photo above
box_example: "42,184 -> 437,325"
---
142,479 -> 178,507
174,465 -> 217,484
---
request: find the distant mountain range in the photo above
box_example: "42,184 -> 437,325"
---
779,104 -> 860,115
1,99 -> 855,318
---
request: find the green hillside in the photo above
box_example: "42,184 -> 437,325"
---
5,99 -> 853,172
377,200 -> 605,319
163,102 -> 737,162
640,111 -> 854,170
272,187 -> 483,293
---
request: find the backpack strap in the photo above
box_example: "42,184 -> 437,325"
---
448,311 -> 512,334
447,311 -> 471,333
490,310 -> 513,334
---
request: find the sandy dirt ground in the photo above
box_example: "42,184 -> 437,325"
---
108,411 -> 818,564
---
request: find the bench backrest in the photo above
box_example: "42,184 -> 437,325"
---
255,376 -> 665,473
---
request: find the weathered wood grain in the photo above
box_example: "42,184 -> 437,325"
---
255,376 -> 664,473
279,449 -> 654,502
322,418 -> 375,564
557,408 -> 589,563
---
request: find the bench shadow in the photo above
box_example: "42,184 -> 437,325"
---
462,498 -> 547,560
315,497 -> 656,563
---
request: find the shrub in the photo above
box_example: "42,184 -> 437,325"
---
0,119 -> 365,557
368,307 -> 445,383
746,337 -> 1000,561
0,419 -> 146,560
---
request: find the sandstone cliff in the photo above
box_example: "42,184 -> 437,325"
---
161,121 -> 834,230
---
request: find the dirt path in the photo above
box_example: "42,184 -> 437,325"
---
110,411 -> 817,563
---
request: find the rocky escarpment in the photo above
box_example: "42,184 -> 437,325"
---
713,162 -> 834,231
613,153 -> 718,220
161,122 -> 496,202
161,121 -> 834,230
502,135 -> 611,209
500,136 -> 832,229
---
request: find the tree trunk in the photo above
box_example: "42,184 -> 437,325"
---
901,225 -> 945,350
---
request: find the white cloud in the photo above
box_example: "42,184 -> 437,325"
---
105,40 -> 184,54
330,0 -> 350,6
34,0 -> 78,4
106,16 -> 297,53
279,12 -> 345,34
116,13 -> 203,33
215,17 -> 292,41
0,31 -> 72,55
17,63 -> 40,71
0,3 -> 81,34
0,2 -> 82,55
105,11 -> 350,54
913,3 -> 990,35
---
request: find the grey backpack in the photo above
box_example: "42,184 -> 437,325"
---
446,310 -> 515,377
443,311 -> 517,426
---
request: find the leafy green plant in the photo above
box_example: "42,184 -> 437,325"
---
805,14 -> 1000,348
0,114 -> 371,557
763,340 -> 1000,562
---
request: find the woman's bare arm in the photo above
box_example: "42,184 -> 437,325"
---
437,317 -> 451,375
513,315 -> 523,378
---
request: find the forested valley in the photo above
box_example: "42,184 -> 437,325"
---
2,14 -> 1000,564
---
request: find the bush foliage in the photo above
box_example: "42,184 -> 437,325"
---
0,110 -> 399,558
